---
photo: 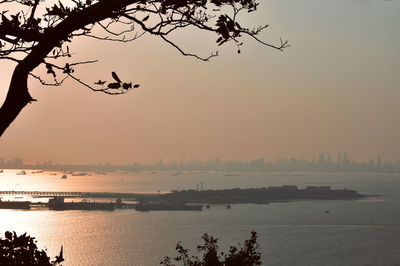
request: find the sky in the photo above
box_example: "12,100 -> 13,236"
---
0,0 -> 399,164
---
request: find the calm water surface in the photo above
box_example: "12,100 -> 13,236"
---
0,170 -> 399,265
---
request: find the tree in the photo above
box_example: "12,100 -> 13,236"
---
0,231 -> 63,266
161,231 -> 261,266
0,0 -> 288,137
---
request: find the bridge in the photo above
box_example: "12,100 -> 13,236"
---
0,191 -> 144,198
0,191 -> 83,198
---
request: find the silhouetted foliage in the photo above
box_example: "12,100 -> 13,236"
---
161,231 -> 261,266
0,231 -> 63,266
0,0 -> 288,136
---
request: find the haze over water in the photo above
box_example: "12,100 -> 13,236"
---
1,170 -> 400,265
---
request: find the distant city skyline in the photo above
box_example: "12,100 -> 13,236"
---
2,152 -> 399,173
1,0 -> 399,167
0,151 -> 397,165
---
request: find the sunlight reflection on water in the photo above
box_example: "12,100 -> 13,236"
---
0,171 -> 400,265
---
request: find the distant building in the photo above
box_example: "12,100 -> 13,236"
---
14,158 -> 23,167
319,153 -> 325,163
377,156 -> 382,167
343,153 -> 349,165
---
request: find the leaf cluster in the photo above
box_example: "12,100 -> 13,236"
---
103,71 -> 139,91
46,2 -> 75,19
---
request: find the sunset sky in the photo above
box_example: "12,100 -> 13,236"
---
0,0 -> 399,164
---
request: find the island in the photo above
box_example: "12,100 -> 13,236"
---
135,185 -> 367,205
0,185 -> 369,211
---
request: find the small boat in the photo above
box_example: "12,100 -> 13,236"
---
16,170 -> 26,175
224,173 -> 240,177
31,170 -> 44,174
172,171 -> 182,176
61,174 -> 67,179
71,172 -> 88,176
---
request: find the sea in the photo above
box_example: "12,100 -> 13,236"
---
0,170 -> 399,266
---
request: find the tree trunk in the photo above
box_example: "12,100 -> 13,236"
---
0,65 -> 34,137
0,0 -> 139,137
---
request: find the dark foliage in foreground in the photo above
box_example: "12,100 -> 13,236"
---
161,231 -> 261,266
0,231 -> 63,266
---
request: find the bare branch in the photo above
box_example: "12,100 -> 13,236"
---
160,35 -> 218,62
0,56 -> 21,63
30,72 -> 68,86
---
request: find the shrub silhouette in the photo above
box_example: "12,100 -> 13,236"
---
161,231 -> 261,266
0,231 -> 63,266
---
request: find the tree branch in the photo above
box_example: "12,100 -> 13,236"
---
0,0 -> 289,137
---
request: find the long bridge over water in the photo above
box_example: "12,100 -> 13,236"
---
0,191 -> 83,197
0,191 -> 143,198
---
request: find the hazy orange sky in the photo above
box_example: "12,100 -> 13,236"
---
1,0 -> 399,164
